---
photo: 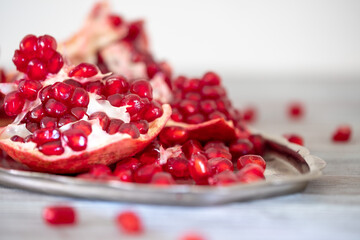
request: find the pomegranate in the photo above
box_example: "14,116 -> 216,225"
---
0,35 -> 171,174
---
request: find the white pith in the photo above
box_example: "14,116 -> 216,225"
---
158,145 -> 183,165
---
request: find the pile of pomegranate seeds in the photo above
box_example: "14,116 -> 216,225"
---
13,34 -> 64,80
171,72 -> 241,125
116,210 -> 143,234
332,125 -> 352,142
42,205 -> 76,225
77,134 -> 267,186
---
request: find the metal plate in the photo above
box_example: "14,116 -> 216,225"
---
0,132 -> 326,205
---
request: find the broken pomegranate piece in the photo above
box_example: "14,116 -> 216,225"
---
0,34 -> 171,174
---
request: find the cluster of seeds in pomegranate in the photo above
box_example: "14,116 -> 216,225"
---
77,131 -> 267,186
12,34 -> 64,80
8,73 -> 165,156
170,72 -> 242,125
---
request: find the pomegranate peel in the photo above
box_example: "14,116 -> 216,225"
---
0,104 -> 171,173
166,118 -> 237,142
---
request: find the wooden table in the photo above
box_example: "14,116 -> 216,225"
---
0,77 -> 359,240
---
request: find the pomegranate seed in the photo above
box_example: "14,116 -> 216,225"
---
208,157 -> 233,175
288,102 -> 304,119
201,71 -> 221,86
139,144 -> 160,164
89,112 -> 110,130
134,164 -> 162,183
216,98 -> 231,113
159,126 -> 189,147
189,153 -> 210,185
204,141 -> 227,151
12,50 -> 29,72
68,63 -> 98,78
164,156 -> 190,178
284,134 -> 304,146
114,157 -> 141,173
116,211 -> 143,234
229,139 -> 254,158
89,164 -> 112,177
184,92 -> 202,101
19,34 -> 38,56
27,59 -> 47,80
151,172 -> 175,185
238,163 -> 265,178
179,100 -> 198,116
248,134 -> 265,155
199,100 -> 217,115
38,140 -> 64,155
243,107 -> 257,123
201,86 -> 225,99
186,113 -> 205,124
183,78 -> 201,92
130,79 -> 153,100
58,114 -> 77,127
64,79 -> 82,88
47,52 -> 64,73
125,21 -> 143,41
237,155 -> 266,170
108,14 -> 123,27
208,111 -> 226,120
43,206 -> 76,225
107,94 -> 124,107
33,128 -> 61,145
44,99 -> 68,117
142,101 -> 163,122
146,62 -> 159,78
18,79 -> 42,101
120,94 -> 143,116
332,125 -> 352,142
39,85 -> 52,103
114,169 -> 133,182
131,120 -> 149,134
70,107 -> 87,120
51,82 -> 73,102
71,120 -> 92,136
26,122 -> 39,133
70,87 -> 89,107
3,91 -> 25,116
11,135 -> 25,143
208,170 -> 237,186
182,140 -> 203,159
107,119 -> 124,134
205,148 -> 232,160
171,108 -> 184,122
173,76 -> 187,89
40,116 -> 58,129
237,171 -> 264,184
37,35 -> 57,52
85,81 -> 104,96
119,123 -> 140,139
63,129 -> 87,151
104,75 -> 129,96
24,135 -> 33,142
29,105 -> 45,122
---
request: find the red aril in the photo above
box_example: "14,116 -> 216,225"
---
229,139 -> 253,159
114,157 -> 141,173
208,157 -> 234,175
18,79 -> 42,101
189,153 -> 210,185
181,140 -> 203,159
43,206 -> 76,225
237,155 -> 266,170
163,156 -> 190,178
89,164 -> 112,177
68,63 -> 98,78
114,169 -> 133,182
288,102 -> 304,119
116,211 -> 143,235
238,163 -> 265,178
134,164 -> 162,183
284,134 -> 304,146
332,125 -> 352,142
151,172 -> 175,185
208,170 -> 237,186
159,126 -> 189,147
62,129 -> 88,151
3,91 -> 25,116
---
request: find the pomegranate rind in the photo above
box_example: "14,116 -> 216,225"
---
0,104 -> 171,174
166,118 -> 237,142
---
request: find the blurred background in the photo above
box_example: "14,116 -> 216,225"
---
1,0 -> 360,77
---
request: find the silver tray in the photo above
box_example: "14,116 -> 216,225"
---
0,132 -> 326,205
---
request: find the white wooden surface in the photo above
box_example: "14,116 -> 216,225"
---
0,78 -> 359,240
